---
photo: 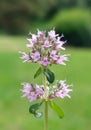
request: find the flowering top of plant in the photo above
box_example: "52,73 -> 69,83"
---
19,29 -> 69,66
19,29 -> 72,120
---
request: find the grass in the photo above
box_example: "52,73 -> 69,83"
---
0,35 -> 91,130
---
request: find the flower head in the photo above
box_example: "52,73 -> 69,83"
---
19,29 -> 69,67
20,80 -> 72,102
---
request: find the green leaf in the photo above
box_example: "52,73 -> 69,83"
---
34,67 -> 42,79
43,68 -> 55,83
29,103 -> 40,114
29,102 -> 43,118
49,101 -> 64,118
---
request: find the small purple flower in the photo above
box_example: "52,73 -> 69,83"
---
27,38 -> 34,48
37,29 -> 45,38
50,50 -> 59,61
31,51 -> 40,62
21,82 -> 44,102
40,57 -> 50,66
55,80 -> 72,98
48,29 -> 58,39
56,54 -> 68,65
21,83 -> 33,97
28,92 -> 37,102
43,39 -> 51,48
19,51 -> 31,62
55,36 -> 66,50
35,85 -> 44,96
31,34 -> 38,43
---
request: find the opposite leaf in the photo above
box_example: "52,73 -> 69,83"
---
49,101 -> 64,118
29,102 -> 43,118
34,67 -> 42,79
43,68 -> 55,83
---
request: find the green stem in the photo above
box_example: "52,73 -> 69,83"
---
44,101 -> 48,130
43,75 -> 48,130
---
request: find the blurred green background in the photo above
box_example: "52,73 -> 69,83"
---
0,0 -> 91,130
0,0 -> 91,47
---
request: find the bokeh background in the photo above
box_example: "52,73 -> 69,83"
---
0,0 -> 91,130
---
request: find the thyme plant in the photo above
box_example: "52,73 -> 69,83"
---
19,29 -> 72,130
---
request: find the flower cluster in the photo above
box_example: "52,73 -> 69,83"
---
21,80 -> 72,102
49,80 -> 72,99
21,83 -> 44,102
19,29 -> 69,66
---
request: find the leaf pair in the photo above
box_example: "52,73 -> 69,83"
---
49,101 -> 64,118
34,67 -> 55,84
29,101 -> 64,119
29,102 -> 43,118
34,67 -> 42,79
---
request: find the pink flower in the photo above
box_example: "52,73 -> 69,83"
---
28,92 -> 37,102
50,50 -> 59,61
21,82 -> 44,102
55,80 -> 72,98
27,38 -> 34,48
31,34 -> 38,43
55,36 -> 66,50
40,57 -> 50,66
43,39 -> 51,48
19,51 -> 31,62
21,83 -> 33,97
48,29 -> 58,39
31,51 -> 40,62
56,88 -> 71,98
37,29 -> 45,38
35,85 -> 44,96
56,54 -> 68,65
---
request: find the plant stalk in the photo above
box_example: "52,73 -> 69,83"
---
43,75 -> 48,130
44,101 -> 48,130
